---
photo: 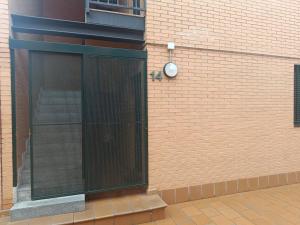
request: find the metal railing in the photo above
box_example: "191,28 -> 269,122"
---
88,0 -> 145,16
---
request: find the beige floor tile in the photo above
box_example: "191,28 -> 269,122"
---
138,222 -> 156,225
200,208 -> 220,217
111,197 -> 133,215
26,216 -> 52,225
93,200 -> 114,219
0,217 -> 9,224
171,215 -> 195,225
165,205 -> 185,218
8,221 -> 29,225
210,215 -> 235,225
155,218 -> 176,225
190,214 -> 211,225
130,196 -> 150,212
233,217 -> 255,225
250,218 -> 273,225
239,210 -> 261,220
222,200 -> 248,213
176,202 -> 193,209
73,203 -> 95,223
216,206 -> 240,220
51,212 -> 74,225
181,206 -> 202,216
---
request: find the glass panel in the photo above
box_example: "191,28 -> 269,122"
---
98,0 -> 118,4
133,0 -> 141,15
84,56 -> 146,192
30,52 -> 83,199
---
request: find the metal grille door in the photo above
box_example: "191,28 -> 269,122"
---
11,40 -> 147,200
30,52 -> 83,199
83,55 -> 147,192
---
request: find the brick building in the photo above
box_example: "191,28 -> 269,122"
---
0,0 -> 300,223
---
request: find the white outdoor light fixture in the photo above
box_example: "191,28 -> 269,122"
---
164,42 -> 178,78
167,42 -> 175,50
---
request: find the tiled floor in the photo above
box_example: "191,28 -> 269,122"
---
140,184 -> 300,225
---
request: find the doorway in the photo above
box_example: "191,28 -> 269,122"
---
12,40 -> 148,200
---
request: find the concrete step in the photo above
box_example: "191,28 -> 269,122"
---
17,191 -> 30,202
17,184 -> 31,202
11,194 -> 85,221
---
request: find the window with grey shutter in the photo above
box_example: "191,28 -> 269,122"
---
294,65 -> 300,125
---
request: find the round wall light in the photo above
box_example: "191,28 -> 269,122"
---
163,62 -> 178,78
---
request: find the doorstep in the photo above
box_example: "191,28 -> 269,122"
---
5,194 -> 167,225
11,194 -> 85,221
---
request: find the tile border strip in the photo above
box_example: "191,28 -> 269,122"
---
159,171 -> 300,205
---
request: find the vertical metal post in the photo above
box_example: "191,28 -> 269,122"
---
10,48 -> 17,187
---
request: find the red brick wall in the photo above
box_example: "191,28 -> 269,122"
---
0,0 -> 12,210
146,0 -> 300,193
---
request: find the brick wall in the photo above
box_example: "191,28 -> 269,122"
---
0,0 -> 12,209
146,0 -> 300,192
146,0 -> 300,58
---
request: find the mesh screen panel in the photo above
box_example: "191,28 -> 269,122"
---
84,56 -> 147,192
14,49 -> 30,187
30,52 -> 83,199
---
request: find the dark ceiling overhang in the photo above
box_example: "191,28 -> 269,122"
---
11,14 -> 144,43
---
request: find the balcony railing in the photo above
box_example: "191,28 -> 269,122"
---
88,0 -> 145,16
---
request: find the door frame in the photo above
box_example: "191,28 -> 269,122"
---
10,38 -> 148,198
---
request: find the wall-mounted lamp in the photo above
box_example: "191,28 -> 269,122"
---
163,42 -> 178,78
